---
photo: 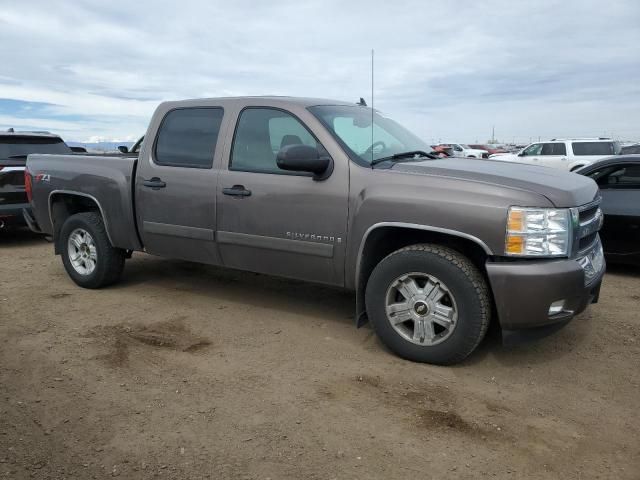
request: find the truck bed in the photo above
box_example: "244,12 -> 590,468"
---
27,153 -> 142,250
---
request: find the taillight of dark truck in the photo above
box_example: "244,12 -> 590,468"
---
24,166 -> 33,202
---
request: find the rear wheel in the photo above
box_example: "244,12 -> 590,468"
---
365,244 -> 490,365
59,212 -> 125,288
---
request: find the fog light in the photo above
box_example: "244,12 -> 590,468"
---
548,300 -> 565,315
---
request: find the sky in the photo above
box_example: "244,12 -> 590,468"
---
0,0 -> 639,144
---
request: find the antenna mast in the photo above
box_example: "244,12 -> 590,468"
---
371,49 -> 374,165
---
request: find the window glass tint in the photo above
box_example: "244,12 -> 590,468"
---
309,105 -> 431,165
619,144 -> 640,155
231,108 -> 318,174
591,164 -> 640,189
155,108 -> 223,168
541,143 -> 567,155
522,143 -> 542,156
572,142 -> 615,156
0,136 -> 72,160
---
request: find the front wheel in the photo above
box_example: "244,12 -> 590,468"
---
365,244 -> 491,365
59,212 -> 125,289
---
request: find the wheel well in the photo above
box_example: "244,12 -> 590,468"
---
50,193 -> 102,254
355,226 -> 490,324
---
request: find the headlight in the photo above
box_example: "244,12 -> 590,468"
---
505,207 -> 570,257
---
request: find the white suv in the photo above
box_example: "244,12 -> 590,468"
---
489,138 -> 620,171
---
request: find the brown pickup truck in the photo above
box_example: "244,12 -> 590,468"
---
24,97 -> 605,364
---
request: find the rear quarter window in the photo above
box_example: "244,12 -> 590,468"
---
572,142 -> 615,156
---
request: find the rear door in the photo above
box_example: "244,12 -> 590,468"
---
135,105 -> 227,264
215,104 -> 349,286
539,142 -> 568,169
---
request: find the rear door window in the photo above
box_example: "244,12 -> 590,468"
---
572,142 -> 615,156
154,107 -> 224,168
540,143 -> 567,155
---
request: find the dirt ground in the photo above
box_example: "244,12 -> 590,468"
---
1,228 -> 639,480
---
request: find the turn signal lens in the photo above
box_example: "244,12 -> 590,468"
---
505,234 -> 525,255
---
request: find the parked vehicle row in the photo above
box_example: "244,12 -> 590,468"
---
24,96 -> 605,365
433,143 -> 490,158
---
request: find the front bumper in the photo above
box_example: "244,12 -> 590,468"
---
486,242 -> 605,334
0,202 -> 30,227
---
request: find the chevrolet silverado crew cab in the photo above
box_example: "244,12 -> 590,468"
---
24,97 -> 605,365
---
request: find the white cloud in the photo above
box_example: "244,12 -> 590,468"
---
0,0 -> 638,142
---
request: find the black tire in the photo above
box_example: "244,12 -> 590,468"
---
365,244 -> 491,365
59,212 -> 125,289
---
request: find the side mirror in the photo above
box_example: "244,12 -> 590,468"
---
117,145 -> 129,154
276,144 -> 333,181
518,152 -> 525,157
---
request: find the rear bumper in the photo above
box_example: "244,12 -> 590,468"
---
22,207 -> 42,233
0,202 -> 30,226
486,247 -> 605,334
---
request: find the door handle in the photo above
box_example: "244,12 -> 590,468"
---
142,177 -> 166,189
223,185 -> 251,197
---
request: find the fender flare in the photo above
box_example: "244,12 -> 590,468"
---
353,222 -> 494,327
48,190 -> 115,247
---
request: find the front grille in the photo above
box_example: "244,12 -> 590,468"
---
578,232 -> 598,252
573,197 -> 603,256
579,204 -> 599,225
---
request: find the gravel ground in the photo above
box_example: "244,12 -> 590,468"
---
1,228 -> 639,479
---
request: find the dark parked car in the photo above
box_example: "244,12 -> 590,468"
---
1,129 -> 73,229
577,156 -> 640,265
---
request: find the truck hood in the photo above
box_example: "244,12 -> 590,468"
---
389,158 -> 598,207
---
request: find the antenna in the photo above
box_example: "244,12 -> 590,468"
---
371,49 -> 374,165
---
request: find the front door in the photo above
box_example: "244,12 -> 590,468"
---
216,106 -> 348,286
135,106 -> 226,264
519,143 -> 543,165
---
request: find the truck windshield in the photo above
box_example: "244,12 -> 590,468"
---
0,136 -> 72,161
308,105 -> 431,166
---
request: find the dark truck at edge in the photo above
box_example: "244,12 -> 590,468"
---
0,129 -> 73,228
24,97 -> 605,364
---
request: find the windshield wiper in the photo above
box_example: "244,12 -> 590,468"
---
370,150 -> 437,167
